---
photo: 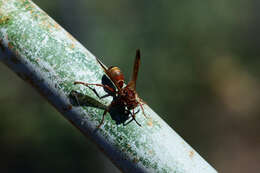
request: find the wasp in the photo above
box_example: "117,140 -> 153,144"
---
74,49 -> 146,128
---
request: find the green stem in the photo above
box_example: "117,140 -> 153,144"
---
0,0 -> 217,172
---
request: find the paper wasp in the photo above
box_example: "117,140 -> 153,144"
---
74,49 -> 146,128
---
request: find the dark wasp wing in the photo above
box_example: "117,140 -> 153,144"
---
127,49 -> 141,90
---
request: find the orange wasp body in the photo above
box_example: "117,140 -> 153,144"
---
74,49 -> 146,128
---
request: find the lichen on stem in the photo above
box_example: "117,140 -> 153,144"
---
0,0 -> 217,172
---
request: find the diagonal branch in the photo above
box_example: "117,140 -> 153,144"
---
0,0 -> 217,172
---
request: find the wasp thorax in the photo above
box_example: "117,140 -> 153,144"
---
108,66 -> 125,88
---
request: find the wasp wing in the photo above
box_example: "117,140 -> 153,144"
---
127,49 -> 140,90
95,57 -> 122,91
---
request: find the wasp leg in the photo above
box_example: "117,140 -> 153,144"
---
132,109 -> 142,127
123,109 -> 140,126
74,81 -> 116,93
86,85 -> 110,99
100,94 -> 111,99
97,108 -> 109,128
74,81 -> 116,99
129,109 -> 142,127
139,101 -> 147,118
96,101 -> 115,128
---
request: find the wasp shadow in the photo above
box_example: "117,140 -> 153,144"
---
69,75 -> 137,127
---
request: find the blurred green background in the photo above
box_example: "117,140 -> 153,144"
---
1,0 -> 259,172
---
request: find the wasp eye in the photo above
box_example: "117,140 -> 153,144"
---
118,80 -> 124,88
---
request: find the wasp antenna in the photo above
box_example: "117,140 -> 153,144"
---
136,49 -> 140,57
95,57 -> 108,71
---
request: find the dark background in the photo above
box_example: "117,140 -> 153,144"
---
1,0 -> 260,172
